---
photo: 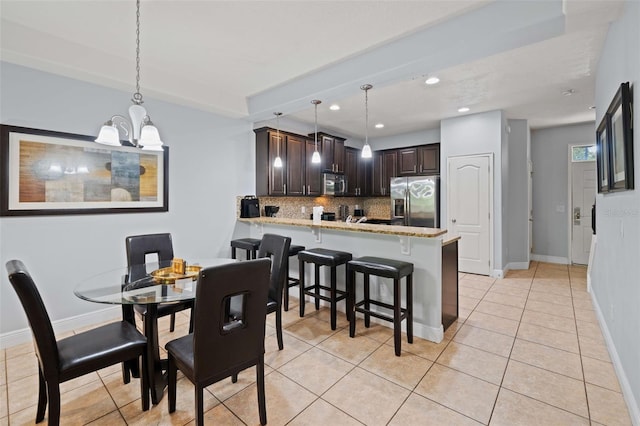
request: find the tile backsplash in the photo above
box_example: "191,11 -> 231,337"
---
237,196 -> 390,220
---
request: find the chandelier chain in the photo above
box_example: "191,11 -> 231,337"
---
132,0 -> 143,105
364,87 -> 369,145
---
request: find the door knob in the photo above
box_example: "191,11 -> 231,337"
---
451,218 -> 457,223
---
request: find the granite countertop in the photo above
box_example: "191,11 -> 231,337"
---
238,216 -> 448,238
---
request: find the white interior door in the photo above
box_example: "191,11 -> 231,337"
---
448,155 -> 492,275
571,161 -> 596,265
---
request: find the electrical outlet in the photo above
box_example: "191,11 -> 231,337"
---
301,206 -> 306,214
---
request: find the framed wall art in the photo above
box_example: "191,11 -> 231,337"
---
0,125 -> 169,216
596,82 -> 634,193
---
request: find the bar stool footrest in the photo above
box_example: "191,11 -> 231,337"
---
302,284 -> 348,303
354,300 -> 408,324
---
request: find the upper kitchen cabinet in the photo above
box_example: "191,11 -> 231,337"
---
286,134 -> 307,196
397,143 -> 440,176
372,149 -> 397,196
255,127 -> 287,196
314,132 -> 345,174
345,147 -> 371,196
305,139 -> 323,196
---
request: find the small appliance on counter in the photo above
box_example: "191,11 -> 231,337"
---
264,205 -> 280,217
240,195 -> 260,218
353,208 -> 365,217
309,212 -> 336,221
338,205 -> 349,220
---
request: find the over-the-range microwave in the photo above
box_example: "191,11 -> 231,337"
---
323,173 -> 346,196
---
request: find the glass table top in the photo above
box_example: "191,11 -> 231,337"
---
74,258 -> 236,305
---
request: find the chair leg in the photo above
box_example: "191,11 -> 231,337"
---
393,278 -> 402,356
299,258 -> 306,317
47,382 -> 61,426
167,354 -> 177,413
330,266 -> 337,330
140,353 -> 150,411
314,264 -> 321,310
364,274 -> 371,328
188,308 -> 195,334
406,274 -> 413,344
257,357 -> 267,426
348,269 -> 356,338
36,367 -> 47,423
284,257 -> 290,311
276,309 -> 284,350
232,373 -> 238,383
195,385 -> 204,426
169,313 -> 176,332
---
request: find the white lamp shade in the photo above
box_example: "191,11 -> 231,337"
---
128,104 -> 147,141
273,156 -> 283,168
361,143 -> 373,158
95,125 -> 122,146
139,124 -> 164,149
311,150 -> 321,164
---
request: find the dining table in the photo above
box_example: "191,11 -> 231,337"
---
74,258 -> 235,404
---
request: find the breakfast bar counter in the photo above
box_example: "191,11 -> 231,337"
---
235,217 -> 458,343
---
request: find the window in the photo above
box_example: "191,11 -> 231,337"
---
572,145 -> 596,162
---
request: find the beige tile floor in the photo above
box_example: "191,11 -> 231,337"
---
1,262 -> 633,425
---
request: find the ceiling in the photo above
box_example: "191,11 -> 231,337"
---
0,0 -> 624,140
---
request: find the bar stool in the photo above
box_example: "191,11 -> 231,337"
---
230,238 -> 261,260
284,244 -> 305,311
347,256 -> 414,356
298,248 -> 352,330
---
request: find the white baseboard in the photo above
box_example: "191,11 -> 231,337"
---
0,306 -> 120,349
591,291 -> 640,425
587,235 -> 597,293
531,254 -> 569,264
506,261 -> 530,271
492,269 -> 505,279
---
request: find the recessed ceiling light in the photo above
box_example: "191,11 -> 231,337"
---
425,76 -> 440,85
375,123 -> 384,129
329,104 -> 340,111
563,89 -> 575,96
457,107 -> 470,113
589,105 -> 596,110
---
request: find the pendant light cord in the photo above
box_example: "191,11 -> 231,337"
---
364,88 -> 369,147
132,0 -> 143,105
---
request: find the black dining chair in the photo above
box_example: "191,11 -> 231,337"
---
125,233 -> 194,334
257,233 -> 291,351
6,259 -> 149,424
165,258 -> 271,425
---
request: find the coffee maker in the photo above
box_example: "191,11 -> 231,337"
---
264,205 -> 280,217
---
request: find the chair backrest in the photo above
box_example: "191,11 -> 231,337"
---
5,260 -> 59,379
125,233 -> 174,282
193,258 -> 271,379
257,233 -> 291,304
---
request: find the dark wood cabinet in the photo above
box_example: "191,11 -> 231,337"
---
316,133 -> 345,174
305,139 -> 323,196
286,134 -> 306,196
372,150 -> 397,196
255,128 -> 287,196
398,143 -> 440,176
344,147 -> 371,196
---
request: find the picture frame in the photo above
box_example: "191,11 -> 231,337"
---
1,125 -> 169,216
607,82 -> 634,191
596,82 -> 634,193
596,114 -> 610,193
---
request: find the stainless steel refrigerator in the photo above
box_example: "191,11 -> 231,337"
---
390,176 -> 440,227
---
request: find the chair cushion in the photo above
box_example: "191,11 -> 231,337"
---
230,238 -> 262,251
165,334 -> 195,379
58,321 -> 146,381
298,248 -> 352,267
348,256 -> 414,279
288,245 -> 306,256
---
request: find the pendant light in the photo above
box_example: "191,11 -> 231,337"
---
361,84 -> 373,158
95,0 -> 163,151
311,99 -> 322,164
273,112 -> 283,168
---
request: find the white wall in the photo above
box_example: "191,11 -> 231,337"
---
592,0 -> 640,420
440,110 -> 505,273
370,128 -> 440,151
530,122 -> 594,261
506,119 -> 530,267
0,62 -> 254,338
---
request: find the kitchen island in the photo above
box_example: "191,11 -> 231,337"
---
234,217 -> 458,343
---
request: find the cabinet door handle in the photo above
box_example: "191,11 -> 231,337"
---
419,164 -> 423,173
284,184 -> 287,194
413,165 -> 417,173
307,185 -> 310,194
303,185 -> 306,195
